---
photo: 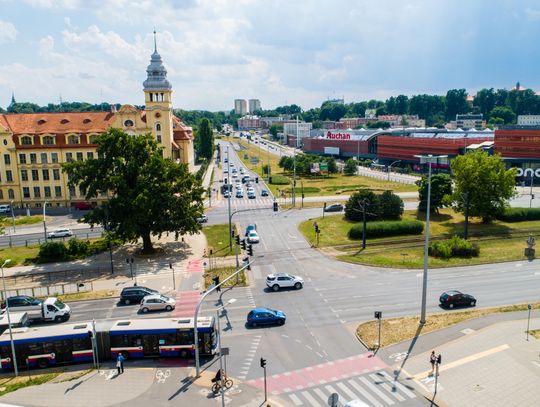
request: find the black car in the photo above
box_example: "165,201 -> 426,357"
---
120,286 -> 159,305
439,290 -> 476,309
324,203 -> 344,212
261,189 -> 269,197
1,295 -> 43,309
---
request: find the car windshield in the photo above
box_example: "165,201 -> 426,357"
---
267,309 -> 277,315
160,295 -> 169,301
54,299 -> 66,309
249,231 -> 257,236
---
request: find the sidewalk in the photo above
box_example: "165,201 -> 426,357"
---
382,312 -> 540,407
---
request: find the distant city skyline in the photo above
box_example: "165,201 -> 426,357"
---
2,1 -> 540,111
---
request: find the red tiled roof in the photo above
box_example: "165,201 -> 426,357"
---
1,112 -> 116,134
172,115 -> 193,141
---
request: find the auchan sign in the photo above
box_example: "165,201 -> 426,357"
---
326,131 -> 355,140
516,168 -> 540,178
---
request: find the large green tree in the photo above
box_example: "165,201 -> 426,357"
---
489,106 -> 516,124
445,89 -> 469,120
416,173 -> 453,214
196,118 -> 214,160
446,150 -> 517,223
63,129 -> 204,253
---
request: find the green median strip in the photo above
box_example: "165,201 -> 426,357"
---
204,266 -> 248,289
356,302 -> 540,350
0,373 -> 61,396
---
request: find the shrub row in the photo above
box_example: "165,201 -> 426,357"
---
269,175 -> 290,185
37,237 -> 119,263
428,235 -> 480,259
348,220 -> 424,239
495,207 -> 540,222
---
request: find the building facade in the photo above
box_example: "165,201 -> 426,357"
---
283,122 -> 312,146
237,115 -> 260,130
0,37 -> 194,208
517,115 -> 540,126
248,99 -> 261,113
234,99 -> 247,115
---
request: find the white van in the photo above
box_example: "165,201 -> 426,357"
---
0,205 -> 11,214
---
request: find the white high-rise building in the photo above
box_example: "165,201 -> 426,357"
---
234,99 -> 247,115
248,99 -> 261,113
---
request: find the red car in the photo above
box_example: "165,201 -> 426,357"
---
74,202 -> 94,210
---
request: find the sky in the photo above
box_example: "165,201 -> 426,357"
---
1,0 -> 540,112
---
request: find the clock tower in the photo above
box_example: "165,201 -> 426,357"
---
143,31 -> 173,158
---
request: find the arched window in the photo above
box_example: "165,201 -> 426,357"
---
156,123 -> 161,132
124,119 -> 134,127
21,136 -> 32,145
42,136 -> 55,145
8,189 -> 14,199
88,135 -> 99,144
67,135 -> 80,145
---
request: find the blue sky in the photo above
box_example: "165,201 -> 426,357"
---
1,0 -> 540,111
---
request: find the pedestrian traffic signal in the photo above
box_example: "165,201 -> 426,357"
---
273,201 -> 278,212
260,357 -> 266,368
235,234 -> 240,245
256,177 -> 259,183
437,354 -> 442,364
247,244 -> 253,256
242,257 -> 251,271
314,224 -> 320,233
374,311 -> 382,319
241,239 -> 246,250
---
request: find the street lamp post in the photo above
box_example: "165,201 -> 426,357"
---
42,200 -> 48,241
227,146 -> 232,250
415,154 -> 447,325
216,298 -> 236,407
1,259 -> 18,376
387,160 -> 402,181
10,200 -> 15,234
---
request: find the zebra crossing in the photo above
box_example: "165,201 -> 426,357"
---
219,197 -> 276,209
284,370 -> 417,407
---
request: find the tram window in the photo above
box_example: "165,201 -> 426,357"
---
177,330 -> 193,345
159,333 -> 176,345
72,337 -> 91,351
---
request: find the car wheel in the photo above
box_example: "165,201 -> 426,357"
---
165,305 -> 172,312
449,303 -> 454,309
471,301 -> 476,307
37,358 -> 48,369
141,307 -> 149,313
251,322 -> 257,328
124,299 -> 131,305
272,284 -> 280,292
54,316 -> 62,323
278,319 -> 285,326
294,282 -> 302,290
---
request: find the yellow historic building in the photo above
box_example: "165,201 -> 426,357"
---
0,36 -> 194,208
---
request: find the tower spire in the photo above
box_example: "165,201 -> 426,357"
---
153,29 -> 157,53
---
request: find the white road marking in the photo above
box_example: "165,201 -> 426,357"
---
359,376 -> 394,405
378,371 -> 416,398
313,387 -> 328,403
289,394 -> 303,406
300,391 -> 320,406
347,379 -> 384,407
336,381 -> 357,401
369,373 -> 405,401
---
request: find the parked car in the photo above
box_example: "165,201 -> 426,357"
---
48,228 -> 74,239
247,230 -> 260,244
236,190 -> 244,198
2,295 -> 42,310
261,189 -> 269,197
439,290 -> 476,309
223,191 -> 231,198
266,273 -> 304,291
197,214 -> 208,223
247,192 -> 256,199
120,286 -> 159,305
74,202 -> 93,210
1,296 -> 70,322
139,294 -> 176,313
0,205 -> 11,214
324,203 -> 344,212
245,224 -> 257,236
223,168 -> 228,173
246,307 -> 286,327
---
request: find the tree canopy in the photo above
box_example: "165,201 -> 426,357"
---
416,173 -> 453,214
446,150 -> 517,223
195,118 -> 214,160
62,129 -> 204,253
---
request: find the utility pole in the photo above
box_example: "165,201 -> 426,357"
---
292,115 -> 299,207
359,198 -> 368,250
227,146 -> 232,250
463,191 -> 470,240
260,357 -> 267,403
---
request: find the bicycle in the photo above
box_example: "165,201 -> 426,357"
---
211,376 -> 233,395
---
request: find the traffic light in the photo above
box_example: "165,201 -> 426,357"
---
315,224 -> 320,234
273,201 -> 278,212
260,357 -> 266,368
242,256 -> 251,270
437,354 -> 442,364
235,235 -> 240,245
256,177 -> 259,183
374,311 -> 382,319
247,244 -> 253,256
241,239 -> 246,250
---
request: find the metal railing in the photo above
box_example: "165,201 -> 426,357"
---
0,281 -> 93,300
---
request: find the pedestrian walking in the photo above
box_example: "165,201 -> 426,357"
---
116,353 -> 125,374
429,350 -> 437,376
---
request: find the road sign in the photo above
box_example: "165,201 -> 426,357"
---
221,347 -> 229,356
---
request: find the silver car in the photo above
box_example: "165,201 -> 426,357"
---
139,294 -> 176,313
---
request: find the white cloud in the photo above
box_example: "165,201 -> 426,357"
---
0,20 -> 17,44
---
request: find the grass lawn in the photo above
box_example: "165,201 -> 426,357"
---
0,244 -> 41,267
202,224 -> 238,257
0,215 -> 50,227
204,266 -> 248,289
56,290 -> 117,302
357,302 -> 540,349
531,330 -> 540,340
235,139 -> 417,196
299,208 -> 540,268
0,373 -> 61,396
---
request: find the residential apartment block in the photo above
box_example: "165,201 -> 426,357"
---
234,99 -> 248,115
248,99 -> 261,113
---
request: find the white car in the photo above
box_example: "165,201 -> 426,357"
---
48,228 -> 74,239
266,273 -> 304,291
139,294 -> 176,313
247,230 -> 260,244
223,168 -> 228,173
344,401 -> 371,407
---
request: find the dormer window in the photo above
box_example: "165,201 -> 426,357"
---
124,119 -> 134,127
37,119 -> 46,125
60,119 -> 70,124
67,135 -> 80,145
42,135 -> 55,145
20,136 -> 33,145
83,118 -> 92,124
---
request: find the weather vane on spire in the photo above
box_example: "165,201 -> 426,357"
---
153,28 -> 157,53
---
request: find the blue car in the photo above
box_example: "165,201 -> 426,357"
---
247,307 -> 286,327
